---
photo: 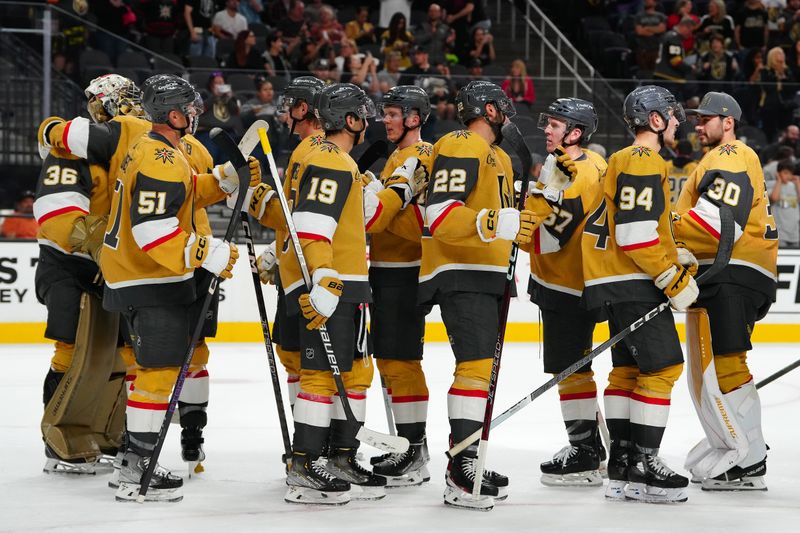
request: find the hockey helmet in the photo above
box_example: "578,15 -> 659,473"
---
279,76 -> 326,115
456,80 -> 516,125
379,85 -> 431,124
623,85 -> 685,131
313,83 -> 376,131
141,74 -> 203,127
538,98 -> 598,143
85,74 -> 144,123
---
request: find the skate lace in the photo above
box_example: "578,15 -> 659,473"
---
553,445 -> 579,466
311,458 -> 337,482
460,456 -> 477,481
141,457 -> 173,479
383,449 -> 410,467
647,456 -> 675,477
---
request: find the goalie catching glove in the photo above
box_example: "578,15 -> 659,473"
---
477,208 -> 536,244
533,146 -> 578,202
213,155 -> 261,194
257,241 -> 277,284
68,215 -> 107,263
299,268 -> 344,330
384,156 -> 428,208
655,264 -> 698,311
185,234 -> 239,279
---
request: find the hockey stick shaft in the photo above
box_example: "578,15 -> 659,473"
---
756,357 -> 800,389
357,140 -> 389,173
257,128 -> 408,453
450,205 -> 736,459
380,376 -> 397,436
138,129 -> 249,501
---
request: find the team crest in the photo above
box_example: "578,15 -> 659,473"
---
154,147 -> 175,164
486,151 -> 497,167
318,141 -> 339,153
309,135 -> 324,146
415,144 -> 432,157
454,130 -> 472,139
718,143 -> 737,156
631,146 -> 651,157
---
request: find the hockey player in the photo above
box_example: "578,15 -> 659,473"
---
360,86 -> 434,487
100,75 -> 249,502
421,81 -> 536,510
581,85 -> 697,504
673,92 -> 778,490
666,140 -> 699,207
35,74 -> 142,474
521,98 -> 608,487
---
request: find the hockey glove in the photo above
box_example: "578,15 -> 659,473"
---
477,207 -> 522,242
676,246 -> 699,277
37,116 -> 68,159
516,210 -> 537,244
655,264 -> 699,311
212,161 -> 239,194
385,156 -> 428,208
299,268 -> 344,330
247,182 -> 276,219
257,241 -> 277,285
68,215 -> 108,263
535,146 -> 577,202
362,170 -> 385,194
185,234 -> 239,279
247,156 -> 262,187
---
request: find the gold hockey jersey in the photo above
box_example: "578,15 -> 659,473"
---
666,157 -> 699,207
673,140 -> 778,299
101,132 -> 226,310
420,129 -> 514,302
581,145 -> 678,310
522,150 -> 606,309
364,141 -> 432,286
277,139 -> 370,315
180,134 -> 214,235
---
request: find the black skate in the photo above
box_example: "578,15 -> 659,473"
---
324,448 -> 387,500
42,444 -> 105,476
483,468 -> 509,501
373,441 -> 431,487
115,451 -> 183,502
181,427 -> 206,477
443,449 -> 499,511
605,443 -> 630,500
626,453 -> 689,503
701,457 -> 767,492
285,452 -> 351,505
540,443 -> 602,487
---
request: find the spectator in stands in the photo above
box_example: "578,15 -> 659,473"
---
310,6 -> 344,44
615,0 -> 643,18
263,31 -> 292,79
762,145 -> 795,183
666,0 -> 699,52
529,153 -> 545,180
198,72 -> 243,159
309,57 -> 338,83
378,51 -> 403,93
334,38 -> 358,72
304,0 -> 332,24
468,27 -> 495,66
761,124 -> 800,161
464,57 -> 488,85
587,143 -> 607,159
342,52 -> 380,98
91,0 -> 132,63
398,45 -> 437,86
213,0 -> 249,41
775,0 -> 800,50
735,0 -> 769,52
293,28 -> 333,73
381,12 -> 414,69
345,6 -> 377,46
183,0 -> 219,58
241,78 -> 277,126
442,0 -> 482,61
767,159 -> 800,247
278,0 -> 306,39
633,0 -> 667,71
501,59 -> 535,110
138,0 -> 180,54
227,29 -> 265,70
654,17 -> 697,100
268,0 -> 290,22
0,191 -> 37,240
696,0 -> 735,53
699,33 -> 739,93
414,3 -> 455,66
759,46 -> 798,141
238,0 -> 264,25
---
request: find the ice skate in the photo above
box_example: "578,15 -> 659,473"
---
42,445 -> 102,476
605,443 -> 630,500
181,427 -> 206,478
625,453 -> 688,503
285,452 -> 351,505
373,441 -> 431,487
701,457 -> 767,491
443,450 -> 498,511
114,451 -> 183,502
540,443 -> 603,487
324,448 -> 387,500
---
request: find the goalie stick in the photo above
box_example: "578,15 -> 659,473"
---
137,128 -> 250,502
257,127 -> 409,454
471,121 -> 534,497
756,357 -> 800,389
450,204 -> 736,460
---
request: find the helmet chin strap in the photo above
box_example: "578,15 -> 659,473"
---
167,114 -> 189,138
395,115 -> 420,145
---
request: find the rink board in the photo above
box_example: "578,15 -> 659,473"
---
2,242 -> 799,343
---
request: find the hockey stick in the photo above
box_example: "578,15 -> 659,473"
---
137,128 -> 249,502
450,205 -> 736,460
257,127 -> 409,454
357,140 -> 389,173
472,121 -> 533,497
756,357 -> 800,389
234,124 -> 293,463
380,376 -> 397,436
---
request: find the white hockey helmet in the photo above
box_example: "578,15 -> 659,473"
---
85,74 -> 144,123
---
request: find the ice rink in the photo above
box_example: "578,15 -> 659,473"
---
2,341 -> 799,532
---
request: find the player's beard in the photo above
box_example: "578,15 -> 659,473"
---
489,116 -> 504,145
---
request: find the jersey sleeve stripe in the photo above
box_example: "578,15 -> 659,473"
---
427,200 -> 463,235
688,198 -> 721,240
391,394 -> 430,403
413,204 -> 424,230
559,391 -> 598,401
33,191 -> 91,223
620,237 -> 660,251
630,392 -> 671,405
61,120 -> 72,153
447,387 -> 489,398
615,220 -> 659,249
64,117 -> 91,159
296,232 -> 329,242
293,211 -> 337,242
364,196 -> 383,231
132,217 -> 182,251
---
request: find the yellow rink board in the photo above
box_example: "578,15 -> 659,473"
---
2,321 -> 799,344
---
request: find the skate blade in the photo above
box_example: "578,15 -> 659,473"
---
599,462 -> 608,479
187,461 -> 204,478
624,482 -> 688,503
108,470 -> 120,489
494,487 -> 508,501
701,476 -> 767,492
284,485 -> 350,505
541,470 -> 603,487
43,458 -> 98,476
604,480 -> 627,500
381,467 -> 429,488
443,485 -> 494,511
348,483 -> 386,500
115,482 -> 183,503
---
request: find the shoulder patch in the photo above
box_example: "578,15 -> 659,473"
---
453,130 -> 472,139
416,144 -> 432,157
717,143 -> 737,156
318,140 -> 339,153
631,146 -> 652,158
309,135 -> 325,146
154,147 -> 175,164
486,151 -> 497,167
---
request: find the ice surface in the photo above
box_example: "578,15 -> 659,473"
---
3,342 -> 799,532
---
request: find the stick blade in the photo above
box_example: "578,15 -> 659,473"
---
212,129 -> 247,167
356,426 -> 409,453
501,121 -> 533,173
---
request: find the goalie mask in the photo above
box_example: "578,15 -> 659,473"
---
85,74 -> 144,123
